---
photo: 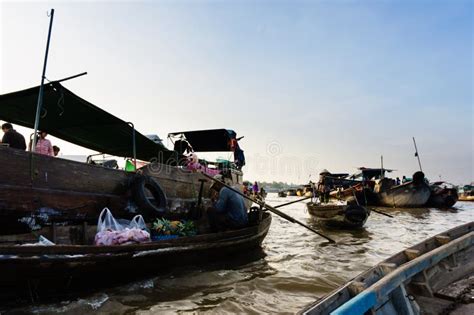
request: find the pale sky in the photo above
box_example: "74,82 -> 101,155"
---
1,0 -> 472,184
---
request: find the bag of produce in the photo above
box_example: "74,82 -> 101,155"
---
94,208 -> 151,246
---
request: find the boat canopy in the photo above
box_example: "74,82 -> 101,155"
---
168,129 -> 238,152
0,82 -> 175,162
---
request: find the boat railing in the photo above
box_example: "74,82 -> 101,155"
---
330,231 -> 474,315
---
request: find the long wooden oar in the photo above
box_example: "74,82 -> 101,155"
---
274,196 -> 312,209
202,173 -> 336,243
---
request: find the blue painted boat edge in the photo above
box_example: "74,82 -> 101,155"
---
330,290 -> 376,315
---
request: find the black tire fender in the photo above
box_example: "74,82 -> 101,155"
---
344,205 -> 368,224
132,175 -> 167,216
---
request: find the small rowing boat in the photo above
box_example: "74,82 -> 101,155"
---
306,203 -> 370,229
301,221 -> 474,315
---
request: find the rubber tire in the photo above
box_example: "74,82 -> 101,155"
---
344,205 -> 368,224
132,175 -> 167,216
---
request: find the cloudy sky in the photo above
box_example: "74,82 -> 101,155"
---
1,0 -> 472,184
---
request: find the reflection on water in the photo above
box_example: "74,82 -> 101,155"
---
4,195 -> 474,314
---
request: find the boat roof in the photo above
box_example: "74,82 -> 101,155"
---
168,129 -> 238,152
0,82 -> 176,162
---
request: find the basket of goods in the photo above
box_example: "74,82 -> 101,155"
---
151,218 -> 197,241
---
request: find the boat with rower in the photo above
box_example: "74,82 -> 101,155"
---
306,202 -> 370,229
301,221 -> 474,314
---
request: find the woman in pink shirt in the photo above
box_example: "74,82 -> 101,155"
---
33,131 -> 54,156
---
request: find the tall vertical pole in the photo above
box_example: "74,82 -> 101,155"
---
380,155 -> 384,179
32,9 -> 55,151
412,137 -> 423,172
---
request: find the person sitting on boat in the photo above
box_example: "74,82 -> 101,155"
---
402,176 -> 407,183
29,131 -> 54,156
396,177 -> 401,185
207,175 -> 248,232
1,123 -> 26,150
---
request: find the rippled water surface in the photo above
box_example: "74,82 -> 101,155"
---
6,195 -> 474,314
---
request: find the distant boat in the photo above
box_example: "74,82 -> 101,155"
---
459,184 -> 474,201
426,181 -> 458,208
301,221 -> 474,315
287,189 -> 297,196
375,172 -> 431,207
278,191 -> 287,197
306,203 -> 370,229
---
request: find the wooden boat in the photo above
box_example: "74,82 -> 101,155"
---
278,191 -> 287,197
0,212 -> 272,302
287,189 -> 298,196
301,221 -> 474,315
375,172 -> 431,207
426,181 -> 459,208
306,203 -> 370,229
459,185 -> 474,201
0,82 -> 245,234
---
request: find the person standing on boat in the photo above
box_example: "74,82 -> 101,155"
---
1,123 -> 26,150
207,175 -> 248,231
252,181 -> 259,196
30,131 -> 54,156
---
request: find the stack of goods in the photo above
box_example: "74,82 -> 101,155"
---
151,218 -> 197,241
94,208 -> 151,246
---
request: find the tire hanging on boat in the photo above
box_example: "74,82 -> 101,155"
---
132,175 -> 167,216
344,204 -> 369,225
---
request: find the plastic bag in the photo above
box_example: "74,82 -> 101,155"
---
94,208 -> 150,246
97,208 -> 123,233
130,215 -> 147,231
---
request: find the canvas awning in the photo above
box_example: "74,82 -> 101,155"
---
168,129 -> 238,152
0,82 -> 176,162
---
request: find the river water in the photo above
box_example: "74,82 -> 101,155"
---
6,195 -> 474,314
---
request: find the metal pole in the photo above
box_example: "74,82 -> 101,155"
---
412,137 -> 423,172
128,122 -> 137,171
32,9 -> 55,151
380,155 -> 384,179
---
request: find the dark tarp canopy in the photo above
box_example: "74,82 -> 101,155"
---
0,82 -> 176,162
168,129 -> 237,152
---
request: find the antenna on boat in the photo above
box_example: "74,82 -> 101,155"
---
32,8 -> 55,152
412,137 -> 423,172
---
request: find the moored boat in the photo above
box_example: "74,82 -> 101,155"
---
301,221 -> 474,315
0,82 -> 246,234
0,211 -> 272,302
278,191 -> 287,197
306,203 -> 370,229
287,189 -> 298,196
427,181 -> 459,208
374,171 -> 431,207
459,184 -> 474,201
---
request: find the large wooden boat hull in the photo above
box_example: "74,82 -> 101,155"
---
306,203 -> 370,229
0,212 -> 271,302
301,221 -> 474,315
0,146 -> 242,234
376,181 -> 431,207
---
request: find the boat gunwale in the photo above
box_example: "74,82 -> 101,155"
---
301,221 -> 474,314
0,213 -> 272,256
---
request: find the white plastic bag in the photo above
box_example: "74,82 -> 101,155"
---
94,208 -> 150,246
97,208 -> 123,233
130,215 -> 147,231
